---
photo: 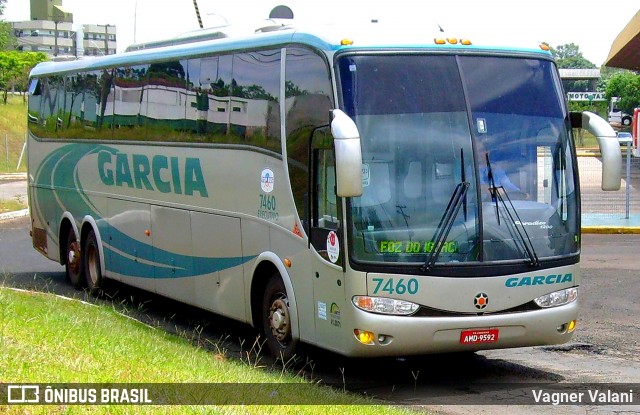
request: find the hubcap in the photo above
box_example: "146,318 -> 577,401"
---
67,241 -> 80,273
269,297 -> 290,342
87,244 -> 98,285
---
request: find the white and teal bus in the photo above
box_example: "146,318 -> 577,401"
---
27,20 -> 622,359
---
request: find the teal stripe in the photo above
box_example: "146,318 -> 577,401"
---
33,143 -> 255,279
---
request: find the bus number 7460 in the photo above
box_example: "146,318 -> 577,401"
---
371,277 -> 419,295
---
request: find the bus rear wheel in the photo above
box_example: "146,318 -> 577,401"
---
262,275 -> 297,361
64,230 -> 83,289
83,229 -> 103,296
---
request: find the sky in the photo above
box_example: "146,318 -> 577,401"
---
3,0 -> 640,66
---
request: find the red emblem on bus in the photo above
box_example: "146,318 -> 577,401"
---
474,292 -> 489,310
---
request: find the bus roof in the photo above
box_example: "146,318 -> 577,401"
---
29,21 -> 553,77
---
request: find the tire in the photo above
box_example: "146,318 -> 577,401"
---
83,229 -> 103,296
622,117 -> 632,126
261,275 -> 298,361
64,229 -> 84,289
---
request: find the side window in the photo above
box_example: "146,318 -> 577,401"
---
285,47 -> 334,233
66,74 -> 87,137
93,69 -> 115,137
311,127 -> 341,264
186,57 -> 208,138
186,56 -> 228,140
212,54 -> 232,135
40,75 -> 64,137
312,129 -> 338,227
146,60 -> 187,141
113,64 -> 149,140
230,50 -> 281,152
81,71 -> 100,138
28,78 -> 44,137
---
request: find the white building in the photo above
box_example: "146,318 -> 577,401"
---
10,0 -> 117,58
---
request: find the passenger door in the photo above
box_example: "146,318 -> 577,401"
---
310,130 -> 348,351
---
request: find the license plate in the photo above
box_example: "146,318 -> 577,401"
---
460,328 -> 499,344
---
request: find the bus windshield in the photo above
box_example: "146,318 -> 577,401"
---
338,54 -> 578,270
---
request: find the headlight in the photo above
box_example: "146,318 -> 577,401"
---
352,296 -> 419,315
534,287 -> 578,308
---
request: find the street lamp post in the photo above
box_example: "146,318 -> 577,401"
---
54,21 -> 59,56
104,24 -> 109,55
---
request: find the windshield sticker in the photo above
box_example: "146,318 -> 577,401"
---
327,231 -> 340,263
362,163 -> 370,187
477,118 -> 487,134
377,240 -> 459,254
260,168 -> 274,193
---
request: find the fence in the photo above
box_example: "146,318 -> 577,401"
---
579,143 -> 640,220
0,134 -> 27,173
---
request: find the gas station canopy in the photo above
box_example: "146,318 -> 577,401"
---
605,11 -> 640,70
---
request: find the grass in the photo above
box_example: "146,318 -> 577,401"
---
0,95 -> 28,173
0,199 -> 27,213
0,287 -> 419,415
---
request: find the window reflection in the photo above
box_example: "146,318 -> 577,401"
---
285,47 -> 333,231
113,65 -> 149,140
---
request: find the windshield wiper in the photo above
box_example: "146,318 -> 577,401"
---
422,181 -> 469,272
485,152 -> 500,225
485,153 -> 540,267
461,148 -> 468,221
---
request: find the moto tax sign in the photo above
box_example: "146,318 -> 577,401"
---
567,92 -> 606,102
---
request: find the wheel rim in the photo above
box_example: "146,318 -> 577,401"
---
67,240 -> 81,274
86,242 -> 99,286
269,295 -> 291,345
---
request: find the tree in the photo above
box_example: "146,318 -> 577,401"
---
551,43 -> 596,69
605,71 -> 640,115
0,0 -> 13,50
0,21 -> 12,50
551,43 -> 597,93
0,51 -> 48,104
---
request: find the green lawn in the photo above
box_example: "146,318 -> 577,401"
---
0,199 -> 27,213
0,95 -> 28,173
0,287 -> 419,415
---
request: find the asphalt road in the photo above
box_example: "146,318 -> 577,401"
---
1,216 -> 639,414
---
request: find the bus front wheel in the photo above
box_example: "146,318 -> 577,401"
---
83,229 -> 103,296
64,230 -> 83,289
262,275 -> 298,361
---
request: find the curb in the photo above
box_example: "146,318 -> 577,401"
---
0,208 -> 29,222
0,173 -> 27,181
581,226 -> 640,234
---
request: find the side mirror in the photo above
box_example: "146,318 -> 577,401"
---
579,111 -> 622,191
331,109 -> 363,197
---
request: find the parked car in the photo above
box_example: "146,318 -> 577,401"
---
617,131 -> 633,146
